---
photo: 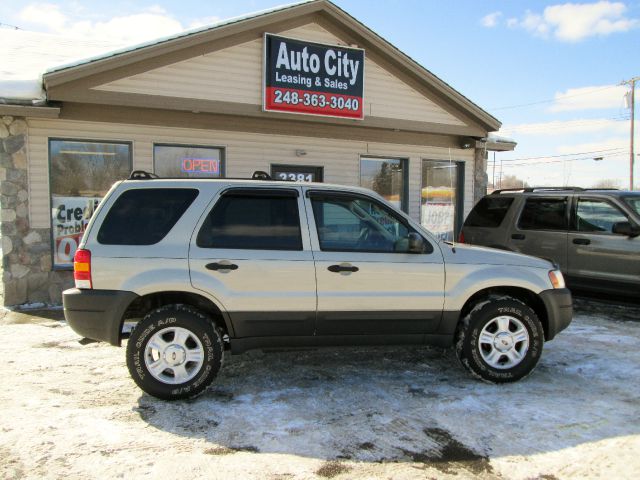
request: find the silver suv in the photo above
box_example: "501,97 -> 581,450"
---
461,188 -> 640,297
63,173 -> 572,400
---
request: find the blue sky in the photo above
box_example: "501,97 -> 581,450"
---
2,0 -> 638,188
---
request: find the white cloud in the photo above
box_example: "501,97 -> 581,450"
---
188,16 -> 222,30
481,11 -> 502,28
556,137 -> 628,155
18,3 -> 67,31
549,84 -> 629,112
509,1 -> 639,42
500,117 -> 629,137
17,3 -> 190,45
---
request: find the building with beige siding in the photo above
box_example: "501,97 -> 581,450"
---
0,0 -> 514,306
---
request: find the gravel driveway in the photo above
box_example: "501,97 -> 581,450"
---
1,297 -> 639,479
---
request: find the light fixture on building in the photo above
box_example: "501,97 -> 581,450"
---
295,149 -> 307,157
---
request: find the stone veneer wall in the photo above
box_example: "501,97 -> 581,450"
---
0,115 -> 72,306
473,145 -> 488,205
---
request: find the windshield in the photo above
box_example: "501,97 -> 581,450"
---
623,196 -> 640,216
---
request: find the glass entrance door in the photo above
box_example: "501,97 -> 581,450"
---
421,160 -> 463,240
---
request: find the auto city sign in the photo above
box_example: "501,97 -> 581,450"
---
263,33 -> 364,119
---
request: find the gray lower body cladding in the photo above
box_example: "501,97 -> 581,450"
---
63,288 -> 139,346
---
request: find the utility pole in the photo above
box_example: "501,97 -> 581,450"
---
622,76 -> 639,190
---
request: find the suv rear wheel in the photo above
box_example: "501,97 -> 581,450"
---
455,296 -> 544,383
126,304 -> 224,400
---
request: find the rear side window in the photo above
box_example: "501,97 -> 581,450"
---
197,191 -> 302,250
97,188 -> 198,245
518,197 -> 568,231
464,196 -> 514,228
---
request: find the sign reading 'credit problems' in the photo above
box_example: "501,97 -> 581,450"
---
263,33 -> 364,119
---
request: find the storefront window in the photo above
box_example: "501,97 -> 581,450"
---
154,144 -> 224,178
421,159 -> 463,240
50,139 -> 132,268
360,157 -> 407,211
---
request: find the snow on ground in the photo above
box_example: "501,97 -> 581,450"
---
1,298 -> 639,479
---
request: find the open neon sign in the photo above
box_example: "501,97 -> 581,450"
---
181,158 -> 220,175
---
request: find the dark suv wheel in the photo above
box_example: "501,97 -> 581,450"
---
126,304 -> 224,400
455,296 -> 544,383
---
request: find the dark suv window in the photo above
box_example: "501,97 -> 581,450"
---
464,196 -> 514,228
97,188 -> 198,245
518,197 -> 568,231
197,190 -> 302,250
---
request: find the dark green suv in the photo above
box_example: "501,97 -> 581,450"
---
461,188 -> 640,297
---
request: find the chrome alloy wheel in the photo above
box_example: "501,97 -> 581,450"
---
144,327 -> 205,384
478,316 -> 530,369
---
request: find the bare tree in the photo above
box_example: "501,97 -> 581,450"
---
591,179 -> 621,189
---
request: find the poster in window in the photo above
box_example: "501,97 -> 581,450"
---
51,196 -> 101,265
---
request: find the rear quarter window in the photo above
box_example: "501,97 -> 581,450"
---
97,188 -> 198,245
464,196 -> 514,228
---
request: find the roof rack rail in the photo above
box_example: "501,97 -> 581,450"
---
252,170 -> 272,180
129,170 -> 159,180
491,187 -> 585,194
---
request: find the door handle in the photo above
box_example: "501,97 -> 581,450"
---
572,238 -> 591,245
328,264 -> 359,273
511,233 -> 526,240
206,262 -> 239,271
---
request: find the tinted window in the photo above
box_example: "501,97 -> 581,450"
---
518,197 -> 568,231
197,192 -> 302,250
465,196 -> 514,228
311,193 -> 431,253
97,188 -> 198,245
623,196 -> 640,216
576,198 -> 628,233
360,157 -> 408,211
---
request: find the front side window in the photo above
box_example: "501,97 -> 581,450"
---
518,197 -> 568,231
154,144 -> 224,178
622,196 -> 640,216
50,139 -> 131,267
360,157 -> 408,212
197,191 -> 302,250
310,193 -> 428,253
576,198 -> 628,233
97,189 -> 198,245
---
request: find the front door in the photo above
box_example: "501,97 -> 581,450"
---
305,190 -> 445,336
190,187 -> 317,337
568,196 -> 640,288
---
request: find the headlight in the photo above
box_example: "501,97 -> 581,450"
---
548,270 -> 565,289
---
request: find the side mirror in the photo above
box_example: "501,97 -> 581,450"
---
612,221 -> 640,237
408,232 -> 424,253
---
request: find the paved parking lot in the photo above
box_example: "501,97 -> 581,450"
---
1,297 -> 639,479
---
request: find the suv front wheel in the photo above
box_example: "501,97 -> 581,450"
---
126,304 -> 224,400
455,296 -> 544,383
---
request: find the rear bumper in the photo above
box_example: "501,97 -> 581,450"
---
539,288 -> 573,341
63,288 -> 138,346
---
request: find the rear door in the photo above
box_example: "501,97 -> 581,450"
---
507,196 -> 569,270
189,187 -> 317,338
567,196 -> 640,288
306,189 -> 445,336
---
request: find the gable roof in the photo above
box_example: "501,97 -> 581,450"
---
42,0 -> 500,132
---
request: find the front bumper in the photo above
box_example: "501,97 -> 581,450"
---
63,288 -> 138,346
539,288 -> 573,341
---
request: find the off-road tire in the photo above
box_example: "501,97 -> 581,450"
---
455,296 -> 544,383
126,304 -> 224,400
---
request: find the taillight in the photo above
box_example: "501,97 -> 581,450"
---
458,231 -> 465,243
74,249 -> 92,289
